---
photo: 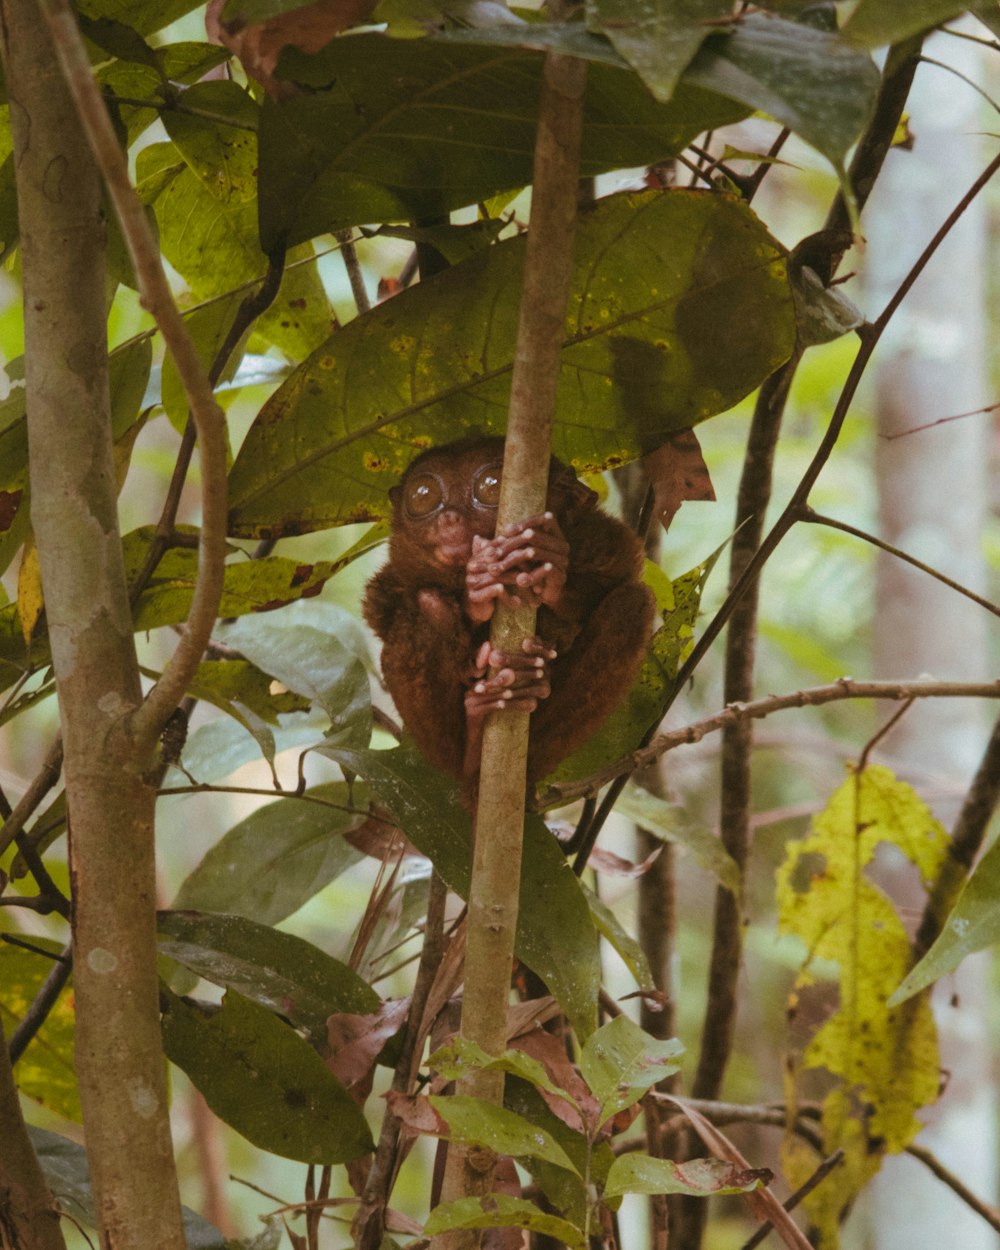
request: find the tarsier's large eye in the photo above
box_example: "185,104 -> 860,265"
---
472,463 -> 502,507
403,473 -> 444,518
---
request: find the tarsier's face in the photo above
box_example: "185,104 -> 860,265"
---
393,439 -> 505,569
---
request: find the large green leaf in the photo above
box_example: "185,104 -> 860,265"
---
890,835 -> 1000,1005
172,782 -> 366,925
161,988 -> 374,1163
843,0 -> 972,46
138,82 -> 332,362
323,745 -> 602,1038
429,1095 -> 580,1173
586,0 -> 738,103
436,13 -> 878,169
229,189 -> 795,537
257,33 -> 748,250
157,909 -> 379,1041
29,1127 -> 228,1249
613,784 -> 741,895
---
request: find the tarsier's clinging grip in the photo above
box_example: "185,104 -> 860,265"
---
363,437 -> 655,792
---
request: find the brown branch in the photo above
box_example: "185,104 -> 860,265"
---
356,872 -> 448,1250
0,739 -> 63,860
8,944 -> 73,1063
914,711 -> 1000,959
738,1150 -> 845,1250
540,680 -> 1000,807
799,507 -> 1000,618
37,0 -> 229,753
880,397 -> 999,441
906,1142 -> 1000,1233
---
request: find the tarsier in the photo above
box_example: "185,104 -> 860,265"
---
363,437 -> 655,793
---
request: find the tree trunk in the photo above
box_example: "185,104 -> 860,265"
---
1,4 -> 187,1247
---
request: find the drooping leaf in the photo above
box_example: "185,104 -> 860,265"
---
29,1127 -> 228,1249
230,189 -> 795,537
185,657 -> 310,726
430,1036 -> 582,1113
137,106 -> 333,361
843,0 -> 972,47
891,834 -> 1000,1004
161,988 -> 374,1163
776,764 -> 950,1243
424,1195 -> 585,1250
157,909 -> 379,1041
613,784 -> 741,896
172,782 -> 367,924
428,1095 -> 580,1173
685,13 -> 880,168
584,887 -> 655,990
99,42 -> 232,144
586,0 -> 736,103
0,939 -> 78,1121
220,614 -> 372,746
578,1015 -> 683,1126
257,33 -> 748,249
604,1153 -> 769,1200
322,745 -> 601,1037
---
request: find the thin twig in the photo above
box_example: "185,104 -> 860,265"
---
0,739 -> 64,860
880,397 -> 999,441
857,699 -> 915,772
38,0 -> 229,751
8,945 -> 72,1062
336,230 -> 371,314
800,507 -> 1000,618
540,679 -> 1000,807
906,1142 -> 1000,1233
738,1150 -> 845,1250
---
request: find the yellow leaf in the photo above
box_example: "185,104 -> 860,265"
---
17,539 -> 44,647
776,765 -> 949,1244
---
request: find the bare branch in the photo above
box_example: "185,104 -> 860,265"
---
37,0 -> 229,752
540,680 -> 1000,807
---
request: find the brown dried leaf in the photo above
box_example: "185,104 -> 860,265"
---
207,0 -> 377,96
326,997 -> 409,1101
644,428 -> 716,532
588,845 -> 662,879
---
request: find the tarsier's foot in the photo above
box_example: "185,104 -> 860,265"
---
464,636 -> 557,717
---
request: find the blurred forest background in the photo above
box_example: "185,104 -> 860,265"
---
0,3 -> 998,1249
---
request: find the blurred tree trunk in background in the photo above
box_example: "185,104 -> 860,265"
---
860,28 -> 997,1250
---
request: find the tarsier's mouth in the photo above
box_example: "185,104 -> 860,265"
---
433,543 -> 472,567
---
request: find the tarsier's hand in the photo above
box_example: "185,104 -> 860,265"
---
464,636 -> 557,720
464,513 -> 569,623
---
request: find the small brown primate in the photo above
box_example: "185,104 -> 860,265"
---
363,437 -> 655,792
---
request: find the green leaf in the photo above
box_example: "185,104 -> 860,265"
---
549,555 -> 715,784
604,1153 -> 769,1199
157,909 -> 379,1041
891,835 -> 1000,1005
220,615 -> 372,745
230,190 -> 795,536
257,33 -> 748,249
176,712 -> 324,784
137,128 -> 333,361
79,0 -> 207,37
185,657 -> 310,726
161,988 -> 374,1163
586,0 -> 736,104
0,939 -> 78,1121
99,42 -> 231,144
585,887 -> 655,990
429,1095 -> 580,1173
430,1036 -> 581,1111
172,783 -> 366,924
29,1126 -> 228,1248
791,263 -> 866,346
843,0 -> 972,46
613,784 -> 742,896
425,1195 -> 584,1249
686,14 -> 880,167
579,1014 -> 683,1125
122,531 -> 342,630
322,745 -> 602,1037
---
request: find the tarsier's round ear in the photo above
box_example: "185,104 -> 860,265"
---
548,458 -> 598,521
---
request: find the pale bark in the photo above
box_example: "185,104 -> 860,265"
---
1,3 -> 187,1247
862,29 -> 998,1250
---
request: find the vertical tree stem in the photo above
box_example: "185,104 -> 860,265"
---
437,47 -> 587,1231
0,4 -> 187,1247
